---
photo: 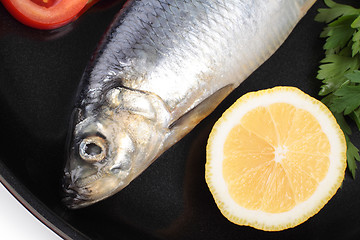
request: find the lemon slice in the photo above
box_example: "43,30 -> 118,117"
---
205,86 -> 346,231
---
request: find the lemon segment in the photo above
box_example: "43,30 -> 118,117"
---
205,86 -> 346,231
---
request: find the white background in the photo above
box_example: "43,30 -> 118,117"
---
0,182 -> 62,240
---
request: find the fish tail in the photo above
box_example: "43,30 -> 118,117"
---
296,0 -> 317,15
247,0 -> 316,77
270,0 -> 317,43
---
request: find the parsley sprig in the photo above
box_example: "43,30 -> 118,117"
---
315,0 -> 360,178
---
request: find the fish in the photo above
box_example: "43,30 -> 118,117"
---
62,0 -> 316,209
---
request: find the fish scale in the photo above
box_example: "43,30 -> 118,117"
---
63,0 -> 316,209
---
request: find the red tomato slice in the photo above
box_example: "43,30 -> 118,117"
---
1,0 -> 89,30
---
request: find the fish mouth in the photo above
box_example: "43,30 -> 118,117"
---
62,175 -> 95,209
61,171 -> 123,209
62,188 -> 91,209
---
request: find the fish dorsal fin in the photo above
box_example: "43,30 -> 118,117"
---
168,84 -> 234,134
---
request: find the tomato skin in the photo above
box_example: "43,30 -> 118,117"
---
1,0 -> 89,30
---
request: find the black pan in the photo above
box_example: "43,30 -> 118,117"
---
1,1 -> 360,239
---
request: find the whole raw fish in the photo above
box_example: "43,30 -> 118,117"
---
62,0 -> 316,209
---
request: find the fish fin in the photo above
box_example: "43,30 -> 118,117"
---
168,84 -> 234,131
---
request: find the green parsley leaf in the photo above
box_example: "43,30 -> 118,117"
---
315,0 -> 359,23
317,54 -> 359,95
350,108 -> 360,129
351,15 -> 360,28
322,15 -> 357,50
316,0 -> 360,177
330,83 -> 360,115
332,111 -> 352,135
345,134 -> 360,178
345,69 -> 360,82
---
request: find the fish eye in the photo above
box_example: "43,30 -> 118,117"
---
79,136 -> 107,163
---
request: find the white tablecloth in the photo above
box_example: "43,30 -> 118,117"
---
0,182 -> 62,240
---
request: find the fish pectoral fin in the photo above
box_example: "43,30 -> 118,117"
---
168,84 -> 234,131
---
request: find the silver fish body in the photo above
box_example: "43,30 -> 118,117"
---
63,0 -> 316,209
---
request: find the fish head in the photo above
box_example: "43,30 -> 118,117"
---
62,108 -> 137,209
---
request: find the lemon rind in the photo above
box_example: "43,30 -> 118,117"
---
205,86 -> 347,231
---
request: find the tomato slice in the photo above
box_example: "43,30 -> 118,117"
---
1,0 -> 90,30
